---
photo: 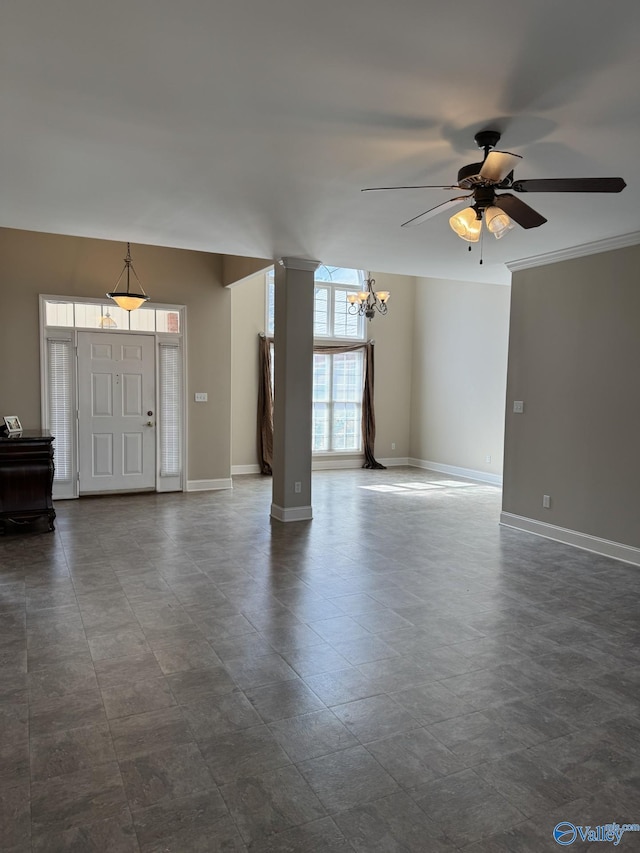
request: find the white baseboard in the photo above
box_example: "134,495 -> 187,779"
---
231,464 -> 261,475
377,457 -> 410,467
408,458 -> 503,487
232,457 -> 404,475
312,457 -> 363,470
500,512 -> 640,567
270,503 -> 313,522
186,478 -> 233,492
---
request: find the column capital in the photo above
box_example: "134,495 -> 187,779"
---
278,257 -> 322,272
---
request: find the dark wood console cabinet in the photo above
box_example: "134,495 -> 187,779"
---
0,431 -> 56,534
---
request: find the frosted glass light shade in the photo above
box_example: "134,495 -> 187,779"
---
375,291 -> 390,304
485,206 -> 514,239
107,293 -> 150,312
449,207 -> 481,242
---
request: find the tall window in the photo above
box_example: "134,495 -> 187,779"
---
266,266 -> 366,340
313,351 -> 364,452
267,266 -> 366,453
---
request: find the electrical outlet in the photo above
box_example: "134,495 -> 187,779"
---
513,400 -> 524,413
543,495 -> 551,508
485,455 -> 492,463
391,443 -> 396,450
294,482 -> 302,494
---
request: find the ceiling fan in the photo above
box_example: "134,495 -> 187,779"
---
362,130 -> 626,243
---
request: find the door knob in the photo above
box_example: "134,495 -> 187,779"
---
145,421 -> 154,427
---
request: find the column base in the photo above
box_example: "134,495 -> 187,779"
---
270,503 -> 313,522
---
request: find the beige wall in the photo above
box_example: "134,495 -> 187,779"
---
503,244 -> 640,548
410,276 -> 510,477
0,227 -> 230,483
230,271 -> 267,468
230,270 -> 415,469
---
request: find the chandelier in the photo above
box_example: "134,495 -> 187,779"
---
346,278 -> 390,321
107,242 -> 150,311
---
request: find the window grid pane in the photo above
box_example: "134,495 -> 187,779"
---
313,286 -> 329,336
159,345 -> 182,477
46,338 -> 74,482
313,354 -> 330,402
333,289 -> 361,338
331,402 -> 361,451
312,403 -> 330,452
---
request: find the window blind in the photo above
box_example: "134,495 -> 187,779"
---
159,343 -> 182,477
46,337 -> 74,482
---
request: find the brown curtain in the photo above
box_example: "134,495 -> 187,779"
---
257,336 -> 385,474
257,334 -> 274,475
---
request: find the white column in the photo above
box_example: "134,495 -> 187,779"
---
270,257 -> 320,522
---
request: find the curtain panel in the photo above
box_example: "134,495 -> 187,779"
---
257,334 -> 385,473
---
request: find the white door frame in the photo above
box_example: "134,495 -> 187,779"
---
39,295 -> 187,499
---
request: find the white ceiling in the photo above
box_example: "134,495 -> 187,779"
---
2,0 -> 639,284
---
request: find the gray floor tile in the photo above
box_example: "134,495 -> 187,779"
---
245,678 -> 326,723
332,694 -> 420,743
304,667 -> 383,706
5,471 -> 640,852
366,727 -> 464,789
221,764 -> 326,845
119,742 -> 216,809
200,724 -> 292,784
94,652 -> 165,689
101,676 -> 176,720
474,750 -> 581,818
247,816 -> 350,852
109,706 -> 195,759
223,653 -> 299,690
31,812 -> 141,852
298,745 -> 400,813
392,681 -> 474,725
30,722 -> 117,780
131,791 -> 231,852
29,688 -> 107,736
166,666 -> 237,704
182,692 -> 263,740
334,790 -> 457,852
426,711 -> 527,766
413,768 -> 526,847
0,782 -> 31,850
152,639 -> 222,674
268,709 -> 359,763
31,763 -> 128,832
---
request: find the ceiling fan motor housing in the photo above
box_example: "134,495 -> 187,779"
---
457,162 -> 488,188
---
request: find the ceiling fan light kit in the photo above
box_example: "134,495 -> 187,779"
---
363,130 -> 626,253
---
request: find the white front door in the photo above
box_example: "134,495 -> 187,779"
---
78,332 -> 156,494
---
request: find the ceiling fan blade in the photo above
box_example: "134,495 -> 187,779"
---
493,193 -> 547,229
362,185 -> 458,192
400,196 -> 471,228
512,177 -> 626,193
479,151 -> 523,183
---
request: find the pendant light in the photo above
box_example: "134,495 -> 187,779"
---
107,243 -> 150,311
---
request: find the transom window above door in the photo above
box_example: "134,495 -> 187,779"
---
43,299 -> 180,333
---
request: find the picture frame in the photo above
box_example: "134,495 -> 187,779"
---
3,416 -> 22,434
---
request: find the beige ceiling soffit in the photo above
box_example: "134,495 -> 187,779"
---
222,255 -> 273,288
506,231 -> 640,272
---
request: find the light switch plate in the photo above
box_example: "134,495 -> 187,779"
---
513,400 -> 524,413
195,392 -> 208,402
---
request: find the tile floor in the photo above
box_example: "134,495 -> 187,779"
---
1,468 -> 640,852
